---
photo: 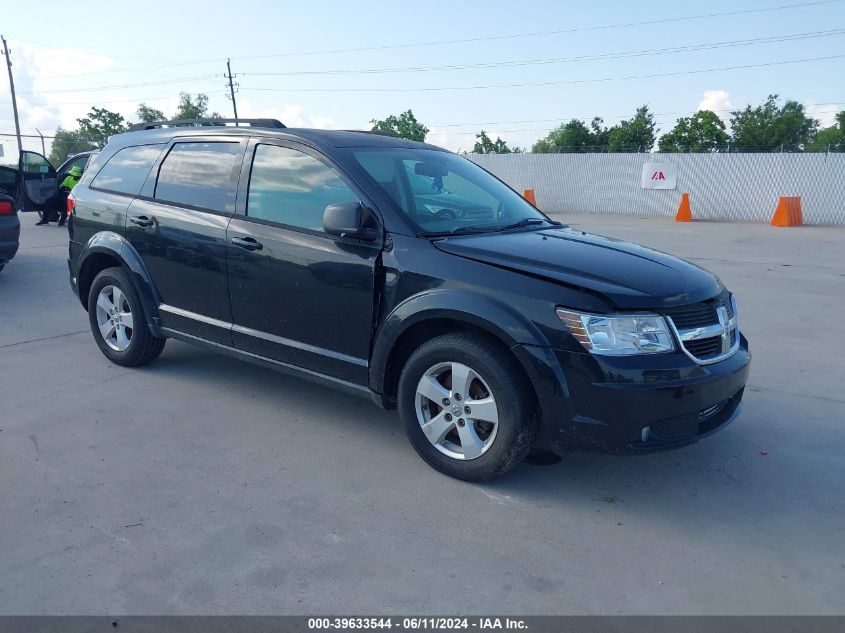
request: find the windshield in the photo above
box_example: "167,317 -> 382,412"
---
351,149 -> 551,235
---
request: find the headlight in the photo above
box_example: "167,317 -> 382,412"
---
556,308 -> 675,355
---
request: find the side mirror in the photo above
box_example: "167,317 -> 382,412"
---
323,201 -> 378,242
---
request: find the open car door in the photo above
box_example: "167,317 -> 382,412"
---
17,150 -> 60,213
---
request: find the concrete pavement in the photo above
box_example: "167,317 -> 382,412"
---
1,214 -> 843,614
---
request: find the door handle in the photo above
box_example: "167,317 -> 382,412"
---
231,236 -> 263,251
129,215 -> 154,228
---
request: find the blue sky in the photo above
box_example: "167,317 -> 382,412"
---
2,0 -> 844,157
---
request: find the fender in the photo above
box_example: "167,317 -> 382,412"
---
369,287 -> 553,395
76,231 -> 164,337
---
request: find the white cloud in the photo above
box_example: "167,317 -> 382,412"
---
697,90 -> 732,114
236,99 -> 335,129
803,102 -> 838,128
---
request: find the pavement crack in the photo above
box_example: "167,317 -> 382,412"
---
0,330 -> 89,350
748,384 -> 845,405
8,372 -> 134,413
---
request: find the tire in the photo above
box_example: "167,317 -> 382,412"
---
87,267 -> 165,367
398,333 -> 537,482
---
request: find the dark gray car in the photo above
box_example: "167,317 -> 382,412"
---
0,192 -> 20,272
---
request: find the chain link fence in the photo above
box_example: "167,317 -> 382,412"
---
0,133 -> 98,168
467,152 -> 845,224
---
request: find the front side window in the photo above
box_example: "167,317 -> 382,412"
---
352,148 -> 549,235
91,144 -> 165,195
246,144 -> 358,232
155,142 -> 240,212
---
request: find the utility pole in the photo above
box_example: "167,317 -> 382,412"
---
1,35 -> 23,156
225,59 -> 239,124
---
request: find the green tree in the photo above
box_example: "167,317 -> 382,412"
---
136,103 -> 166,123
173,92 -> 221,120
730,94 -> 818,151
658,110 -> 730,152
806,111 -> 845,152
589,117 -> 612,147
48,127 -> 97,165
473,130 -> 513,154
370,109 -> 428,142
532,119 -> 593,153
76,107 -> 129,148
607,105 -> 657,152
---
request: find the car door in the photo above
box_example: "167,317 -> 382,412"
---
57,152 -> 95,182
17,150 -> 59,212
227,139 -> 382,385
125,137 -> 246,345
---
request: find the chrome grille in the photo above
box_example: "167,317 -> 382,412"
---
664,293 -> 739,365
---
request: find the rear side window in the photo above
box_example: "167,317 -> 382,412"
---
91,144 -> 166,195
246,144 -> 358,231
154,142 -> 240,213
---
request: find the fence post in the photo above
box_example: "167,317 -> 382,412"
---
35,128 -> 45,155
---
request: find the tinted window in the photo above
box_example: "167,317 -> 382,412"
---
155,142 -> 240,212
91,144 -> 166,195
247,144 -> 358,231
352,149 -> 547,235
21,152 -> 53,175
65,154 -> 91,174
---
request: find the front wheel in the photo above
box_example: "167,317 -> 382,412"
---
87,267 -> 165,367
398,333 -> 537,481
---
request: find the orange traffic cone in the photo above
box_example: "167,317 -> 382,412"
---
771,196 -> 803,227
675,192 -> 692,222
523,188 -> 537,206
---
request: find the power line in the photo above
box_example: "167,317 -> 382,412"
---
6,0 -> 839,88
430,103 -> 845,128
425,110 -> 845,137
241,53 -> 845,93
0,89 -> 229,108
16,74 -> 221,95
232,0 -> 844,59
243,29 -> 845,77
35,58 -> 225,80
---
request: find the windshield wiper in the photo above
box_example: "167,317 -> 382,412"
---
420,226 -> 496,238
493,218 -> 552,232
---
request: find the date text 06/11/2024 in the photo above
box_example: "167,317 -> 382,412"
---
307,617 -> 528,630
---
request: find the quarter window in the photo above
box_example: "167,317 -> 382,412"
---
155,142 -> 240,212
246,144 -> 358,231
91,144 -> 166,195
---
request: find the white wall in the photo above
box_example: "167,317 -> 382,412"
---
467,152 -> 845,225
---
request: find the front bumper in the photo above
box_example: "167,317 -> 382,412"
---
513,334 -> 751,454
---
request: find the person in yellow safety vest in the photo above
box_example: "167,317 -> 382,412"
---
38,165 -> 83,227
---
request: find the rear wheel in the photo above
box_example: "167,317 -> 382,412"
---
87,267 -> 165,366
398,333 -> 537,481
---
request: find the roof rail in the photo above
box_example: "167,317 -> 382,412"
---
343,129 -> 397,138
127,118 -> 286,132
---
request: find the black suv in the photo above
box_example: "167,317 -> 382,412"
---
67,119 -> 750,481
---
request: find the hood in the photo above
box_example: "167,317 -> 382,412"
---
433,226 -> 722,309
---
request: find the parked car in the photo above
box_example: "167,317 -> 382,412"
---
67,119 -> 750,481
0,192 -> 20,272
0,149 -> 97,221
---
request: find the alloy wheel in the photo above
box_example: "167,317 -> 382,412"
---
95,285 -> 134,352
414,361 -> 499,460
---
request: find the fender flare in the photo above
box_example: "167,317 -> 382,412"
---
76,232 -> 163,336
369,288 -> 553,395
